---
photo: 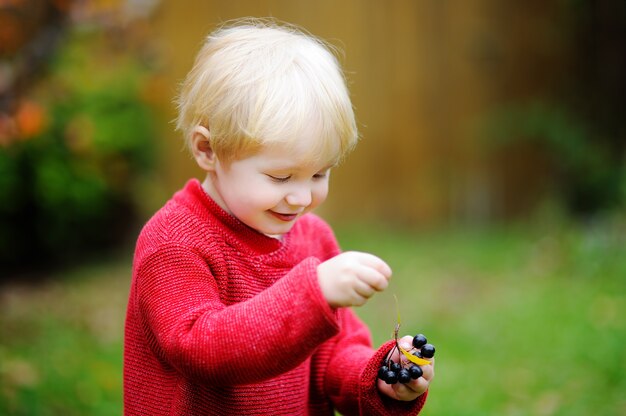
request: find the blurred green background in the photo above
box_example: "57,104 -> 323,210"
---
0,1 -> 624,415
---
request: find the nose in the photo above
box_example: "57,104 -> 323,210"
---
285,185 -> 312,207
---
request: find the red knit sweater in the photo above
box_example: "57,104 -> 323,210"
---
124,179 -> 427,415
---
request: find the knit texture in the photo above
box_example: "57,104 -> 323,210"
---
124,179 -> 427,415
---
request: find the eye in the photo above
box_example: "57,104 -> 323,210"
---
313,170 -> 329,180
267,174 -> 291,183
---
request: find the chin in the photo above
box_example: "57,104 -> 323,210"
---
257,224 -> 293,237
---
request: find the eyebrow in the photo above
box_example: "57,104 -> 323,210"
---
263,163 -> 334,174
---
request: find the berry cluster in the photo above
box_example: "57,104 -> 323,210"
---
377,333 -> 436,385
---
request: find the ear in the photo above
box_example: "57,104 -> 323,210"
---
191,126 -> 217,172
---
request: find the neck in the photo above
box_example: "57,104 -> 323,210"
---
201,175 -> 230,215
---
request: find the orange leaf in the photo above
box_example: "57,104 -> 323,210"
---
16,100 -> 46,139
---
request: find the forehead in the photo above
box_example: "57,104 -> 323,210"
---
244,141 -> 336,171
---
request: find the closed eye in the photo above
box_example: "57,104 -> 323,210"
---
267,174 -> 291,183
313,170 -> 329,180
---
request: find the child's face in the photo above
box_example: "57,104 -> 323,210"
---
208,143 -> 332,236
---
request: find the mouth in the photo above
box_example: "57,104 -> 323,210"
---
269,211 -> 300,222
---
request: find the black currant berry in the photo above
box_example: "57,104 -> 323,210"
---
390,361 -> 402,372
421,343 -> 436,358
378,365 -> 389,380
412,349 -> 422,358
384,370 -> 398,384
398,368 -> 411,384
408,365 -> 423,379
412,334 -> 427,349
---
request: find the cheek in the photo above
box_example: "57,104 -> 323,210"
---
237,180 -> 283,209
220,175 -> 266,213
311,182 -> 329,208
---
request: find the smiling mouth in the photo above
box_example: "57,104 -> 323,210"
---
269,211 -> 299,222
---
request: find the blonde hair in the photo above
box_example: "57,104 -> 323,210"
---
175,18 -> 358,165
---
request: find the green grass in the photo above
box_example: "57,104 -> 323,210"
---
1,219 -> 625,415
338,220 -> 626,415
0,260 -> 128,416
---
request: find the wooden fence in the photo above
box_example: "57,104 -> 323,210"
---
149,0 -> 569,226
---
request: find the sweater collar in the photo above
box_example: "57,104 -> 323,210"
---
178,179 -> 285,255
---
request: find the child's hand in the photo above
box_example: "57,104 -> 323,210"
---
377,335 -> 435,401
317,251 -> 392,308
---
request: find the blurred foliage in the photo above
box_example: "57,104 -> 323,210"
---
483,0 -> 625,219
484,101 -> 625,216
0,29 -> 158,272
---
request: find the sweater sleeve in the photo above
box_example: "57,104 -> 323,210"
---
133,243 -> 340,385
358,340 -> 428,415
322,310 -> 428,416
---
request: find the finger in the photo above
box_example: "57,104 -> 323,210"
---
350,291 -> 368,306
397,374 -> 429,396
391,382 -> 413,398
394,362 -> 433,396
420,357 -> 435,381
394,336 -> 414,365
355,266 -> 390,292
377,379 -> 420,402
349,251 -> 393,278
398,336 -> 413,350
392,379 -> 428,401
353,279 -> 376,299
